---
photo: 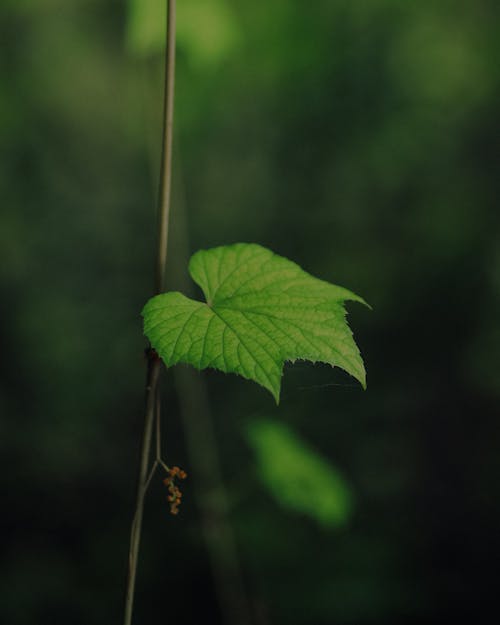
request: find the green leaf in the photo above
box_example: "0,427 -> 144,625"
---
245,418 -> 353,528
142,243 -> 367,402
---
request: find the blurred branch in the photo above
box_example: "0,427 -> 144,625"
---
123,2 -> 177,625
176,367 -> 254,625
170,178 -> 254,625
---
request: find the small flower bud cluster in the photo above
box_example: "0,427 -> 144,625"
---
163,466 -> 187,515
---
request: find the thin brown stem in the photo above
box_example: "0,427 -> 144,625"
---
144,460 -> 159,493
123,2 -> 177,625
156,0 -> 177,294
124,358 -> 160,625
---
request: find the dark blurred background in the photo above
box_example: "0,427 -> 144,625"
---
1,1 -> 499,624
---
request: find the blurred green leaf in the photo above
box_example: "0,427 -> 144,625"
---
246,419 -> 353,528
142,243 -> 367,402
126,0 -> 240,66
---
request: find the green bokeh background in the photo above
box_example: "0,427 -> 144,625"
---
1,1 -> 499,623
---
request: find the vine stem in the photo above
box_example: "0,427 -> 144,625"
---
123,3 -> 177,625
156,0 -> 177,295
